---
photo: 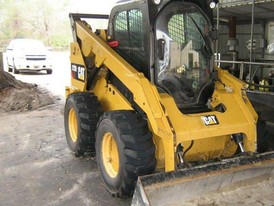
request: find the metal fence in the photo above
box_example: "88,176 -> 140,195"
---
219,0 -> 274,8
216,59 -> 274,91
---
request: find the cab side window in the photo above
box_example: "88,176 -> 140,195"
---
113,9 -> 147,75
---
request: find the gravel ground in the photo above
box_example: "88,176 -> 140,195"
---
0,52 -> 273,206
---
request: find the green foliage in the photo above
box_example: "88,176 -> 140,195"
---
50,34 -> 72,50
0,0 -> 71,51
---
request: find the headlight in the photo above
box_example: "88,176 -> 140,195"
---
210,0 -> 219,9
153,0 -> 161,5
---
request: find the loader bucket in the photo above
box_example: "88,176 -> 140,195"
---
132,151 -> 274,206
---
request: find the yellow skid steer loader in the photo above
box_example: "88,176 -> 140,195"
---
64,0 -> 274,204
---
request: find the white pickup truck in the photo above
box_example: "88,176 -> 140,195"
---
6,39 -> 52,74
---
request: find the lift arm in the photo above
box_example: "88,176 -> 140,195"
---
69,13 -> 177,171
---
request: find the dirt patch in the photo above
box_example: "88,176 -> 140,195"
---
0,68 -> 273,205
0,71 -> 54,112
0,104 -> 130,206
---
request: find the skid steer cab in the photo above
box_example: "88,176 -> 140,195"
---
64,0 -> 274,204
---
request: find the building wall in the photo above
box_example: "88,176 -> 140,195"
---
218,24 -> 265,61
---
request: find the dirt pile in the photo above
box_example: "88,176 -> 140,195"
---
0,70 -> 54,112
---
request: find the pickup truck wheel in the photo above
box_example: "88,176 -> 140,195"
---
13,64 -> 19,74
96,111 -> 156,197
7,58 -> 12,72
46,69 -> 52,74
8,65 -> 12,72
64,92 -> 102,157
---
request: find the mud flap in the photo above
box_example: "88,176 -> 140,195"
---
132,151 -> 274,206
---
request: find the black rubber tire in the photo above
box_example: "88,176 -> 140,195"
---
13,66 -> 19,74
46,69 -> 52,74
12,61 -> 19,74
96,110 -> 156,198
64,92 -> 102,157
257,113 -> 269,153
7,58 -> 12,72
8,65 -> 12,72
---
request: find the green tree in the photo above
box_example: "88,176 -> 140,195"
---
0,0 -> 71,50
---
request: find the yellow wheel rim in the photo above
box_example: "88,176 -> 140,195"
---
102,132 -> 120,178
68,108 -> 78,142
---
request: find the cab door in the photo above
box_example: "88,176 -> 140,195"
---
110,6 -> 151,79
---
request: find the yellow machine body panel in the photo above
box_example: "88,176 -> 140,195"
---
65,1 -> 274,202
67,20 -> 257,171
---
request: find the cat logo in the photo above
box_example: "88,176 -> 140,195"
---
71,64 -> 85,82
201,115 -> 219,126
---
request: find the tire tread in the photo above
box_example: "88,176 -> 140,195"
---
97,110 -> 156,197
65,92 -> 102,156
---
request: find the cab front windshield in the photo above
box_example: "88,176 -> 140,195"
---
155,2 -> 213,107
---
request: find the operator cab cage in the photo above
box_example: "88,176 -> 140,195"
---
69,1 -> 218,114
108,0 -> 217,113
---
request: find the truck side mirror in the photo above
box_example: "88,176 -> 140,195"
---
157,39 -> 165,60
